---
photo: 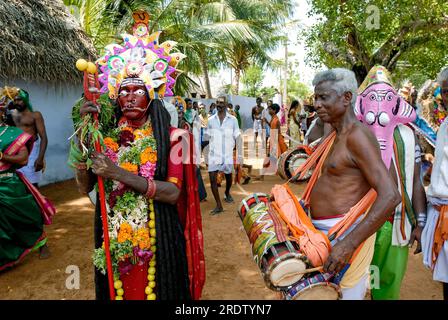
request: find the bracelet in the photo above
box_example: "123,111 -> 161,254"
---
76,162 -> 87,170
417,212 -> 426,227
145,179 -> 156,199
0,151 -> 3,161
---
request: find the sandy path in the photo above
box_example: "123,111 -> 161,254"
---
0,171 -> 443,300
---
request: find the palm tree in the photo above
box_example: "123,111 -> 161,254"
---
63,0 -> 289,97
160,0 -> 260,97
223,0 -> 294,95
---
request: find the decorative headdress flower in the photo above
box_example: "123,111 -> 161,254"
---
97,11 -> 186,100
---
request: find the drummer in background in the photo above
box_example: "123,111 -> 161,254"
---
306,68 -> 400,299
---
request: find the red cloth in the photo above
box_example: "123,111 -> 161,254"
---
169,127 -> 206,300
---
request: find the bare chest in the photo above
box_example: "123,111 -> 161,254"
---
321,139 -> 357,175
16,114 -> 36,134
17,114 -> 36,127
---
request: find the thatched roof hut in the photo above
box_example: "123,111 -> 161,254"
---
0,0 -> 96,84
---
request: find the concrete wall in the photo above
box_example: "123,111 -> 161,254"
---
227,95 -> 256,130
1,80 -> 82,186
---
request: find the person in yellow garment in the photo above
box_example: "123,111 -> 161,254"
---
302,68 -> 401,299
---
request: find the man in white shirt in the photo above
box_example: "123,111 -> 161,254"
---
206,96 -> 242,215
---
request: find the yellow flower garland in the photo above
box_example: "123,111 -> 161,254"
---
114,199 -> 157,300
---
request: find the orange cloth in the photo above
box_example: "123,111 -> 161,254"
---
433,205 -> 448,265
271,184 -> 331,267
270,115 -> 288,157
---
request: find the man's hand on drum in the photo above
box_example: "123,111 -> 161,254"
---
323,240 -> 356,274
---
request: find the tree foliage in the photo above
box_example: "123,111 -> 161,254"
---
241,65 -> 264,97
284,74 -> 312,104
303,0 -> 448,85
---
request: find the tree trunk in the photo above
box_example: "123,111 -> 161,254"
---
233,68 -> 241,95
199,50 -> 212,98
352,64 -> 368,86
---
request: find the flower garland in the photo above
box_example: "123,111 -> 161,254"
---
92,122 -> 158,300
433,102 -> 447,125
432,86 -> 447,126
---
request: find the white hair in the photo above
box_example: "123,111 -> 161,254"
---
312,68 -> 358,106
437,67 -> 448,85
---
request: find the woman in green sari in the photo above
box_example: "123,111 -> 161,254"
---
0,105 -> 47,272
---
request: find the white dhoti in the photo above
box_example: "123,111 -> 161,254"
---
422,197 -> 448,283
312,216 -> 376,300
17,137 -> 42,185
253,119 -> 262,134
207,162 -> 233,174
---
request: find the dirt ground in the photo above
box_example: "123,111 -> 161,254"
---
0,166 -> 443,300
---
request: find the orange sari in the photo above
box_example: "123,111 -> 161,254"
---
270,115 -> 288,157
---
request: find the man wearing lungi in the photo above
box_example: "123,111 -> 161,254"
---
252,97 -> 264,156
9,90 -> 48,188
306,68 -> 401,299
207,96 -> 242,215
422,67 -> 448,300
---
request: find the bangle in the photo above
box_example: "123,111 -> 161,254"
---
0,151 -> 3,160
145,179 -> 156,199
76,162 -> 87,170
417,212 -> 426,227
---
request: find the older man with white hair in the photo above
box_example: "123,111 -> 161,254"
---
422,66 -> 448,300
292,68 -> 400,299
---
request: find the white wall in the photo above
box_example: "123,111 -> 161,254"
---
166,95 -> 256,130
1,80 -> 82,186
226,95 -> 256,130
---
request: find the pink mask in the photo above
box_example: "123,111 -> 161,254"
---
354,82 -> 416,168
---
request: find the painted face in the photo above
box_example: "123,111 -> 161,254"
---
314,81 -> 348,123
117,83 -> 149,120
354,82 -> 416,168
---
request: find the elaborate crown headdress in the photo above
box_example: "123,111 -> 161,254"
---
358,65 -> 395,94
0,86 -> 20,103
97,11 -> 186,100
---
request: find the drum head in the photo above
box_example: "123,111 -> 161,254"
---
277,149 -> 298,180
269,258 -> 307,288
288,152 -> 313,181
238,193 -> 269,217
292,283 -> 341,300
